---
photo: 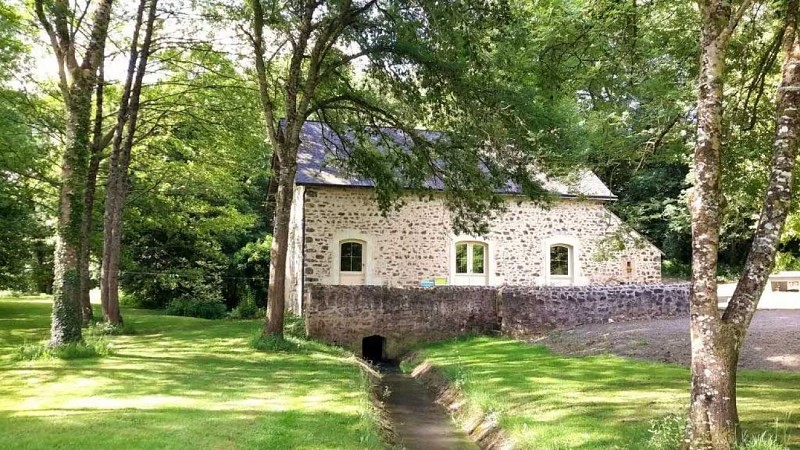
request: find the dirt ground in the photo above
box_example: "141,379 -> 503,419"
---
533,310 -> 800,372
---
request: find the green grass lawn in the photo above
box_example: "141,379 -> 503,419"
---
0,296 -> 382,449
407,337 -> 800,449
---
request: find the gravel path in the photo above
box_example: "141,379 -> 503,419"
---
533,310 -> 800,372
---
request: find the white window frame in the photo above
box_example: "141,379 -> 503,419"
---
548,244 -> 573,279
539,235 -> 587,286
339,240 -> 366,274
455,241 -> 488,275
326,230 -> 379,285
450,238 -> 492,286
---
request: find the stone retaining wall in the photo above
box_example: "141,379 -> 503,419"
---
501,283 -> 690,336
304,285 -> 499,359
304,283 -> 690,356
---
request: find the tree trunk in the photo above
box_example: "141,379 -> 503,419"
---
78,62 -> 107,326
687,323 -> 740,448
39,0 -> 114,346
100,0 -> 157,324
687,0 -> 736,447
51,80 -> 94,345
686,1 -> 799,448
265,159 -> 296,337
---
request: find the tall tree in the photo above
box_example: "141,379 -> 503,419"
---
686,0 -> 800,447
34,0 -> 113,345
100,0 -> 159,324
247,0 -> 571,337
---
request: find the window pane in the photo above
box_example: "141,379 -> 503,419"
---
550,245 -> 570,276
456,243 -> 468,274
472,244 -> 485,274
341,242 -> 363,272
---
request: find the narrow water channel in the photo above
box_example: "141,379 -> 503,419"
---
377,365 -> 477,450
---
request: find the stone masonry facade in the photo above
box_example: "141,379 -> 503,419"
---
305,284 -> 689,358
286,186 -> 662,311
500,283 -> 691,336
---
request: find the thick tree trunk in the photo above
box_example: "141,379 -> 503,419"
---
51,81 -> 94,345
687,1 -> 736,447
100,0 -> 156,324
687,323 -> 740,448
39,0 -> 114,346
265,160 -> 296,337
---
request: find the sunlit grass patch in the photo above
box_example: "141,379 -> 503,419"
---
0,296 -> 383,449
410,336 -> 800,449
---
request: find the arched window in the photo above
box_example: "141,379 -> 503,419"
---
339,240 -> 365,285
549,244 -> 572,277
340,240 -> 363,272
453,241 -> 488,285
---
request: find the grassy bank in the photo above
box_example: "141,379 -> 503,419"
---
0,296 -> 382,449
406,336 -> 800,449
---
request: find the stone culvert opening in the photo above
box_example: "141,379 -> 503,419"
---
362,335 -> 386,363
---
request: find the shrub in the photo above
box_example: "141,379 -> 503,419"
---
15,337 -> 112,361
227,290 -> 263,319
228,302 -> 263,320
166,295 -> 227,319
86,320 -> 136,336
284,314 -> 306,338
662,259 -> 691,280
737,432 -> 788,450
647,413 -> 686,450
250,333 -> 301,352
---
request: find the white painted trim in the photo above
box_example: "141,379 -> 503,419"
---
448,235 -> 498,286
538,235 -> 589,286
325,230 -> 380,285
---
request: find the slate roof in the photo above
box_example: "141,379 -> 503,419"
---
294,120 -> 616,200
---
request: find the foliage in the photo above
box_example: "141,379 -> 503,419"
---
15,337 -> 111,361
250,333 -> 301,352
648,413 -> 688,450
411,336 -> 800,448
85,320 -> 137,336
227,290 -> 264,320
118,48 -> 270,313
0,296 -> 384,449
165,295 -> 227,320
737,431 -> 790,450
0,7 -> 56,293
775,252 -> 800,271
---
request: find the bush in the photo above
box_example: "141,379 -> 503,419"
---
662,259 -> 690,280
284,314 -> 306,338
250,333 -> 301,352
16,337 -> 112,361
86,320 -> 136,336
647,413 -> 686,450
227,290 -> 263,319
228,302 -> 263,320
737,432 -> 788,450
166,295 -> 227,319
775,251 -> 800,272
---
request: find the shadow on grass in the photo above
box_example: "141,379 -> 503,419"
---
416,336 -> 800,449
0,407 -> 380,450
0,298 -> 382,449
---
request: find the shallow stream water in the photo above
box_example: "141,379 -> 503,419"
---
376,365 -> 477,450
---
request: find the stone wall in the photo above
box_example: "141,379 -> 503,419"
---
304,285 -> 499,359
305,284 -> 689,356
501,283 -> 690,336
300,186 -> 661,293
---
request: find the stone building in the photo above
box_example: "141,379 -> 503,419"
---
284,121 -> 662,314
